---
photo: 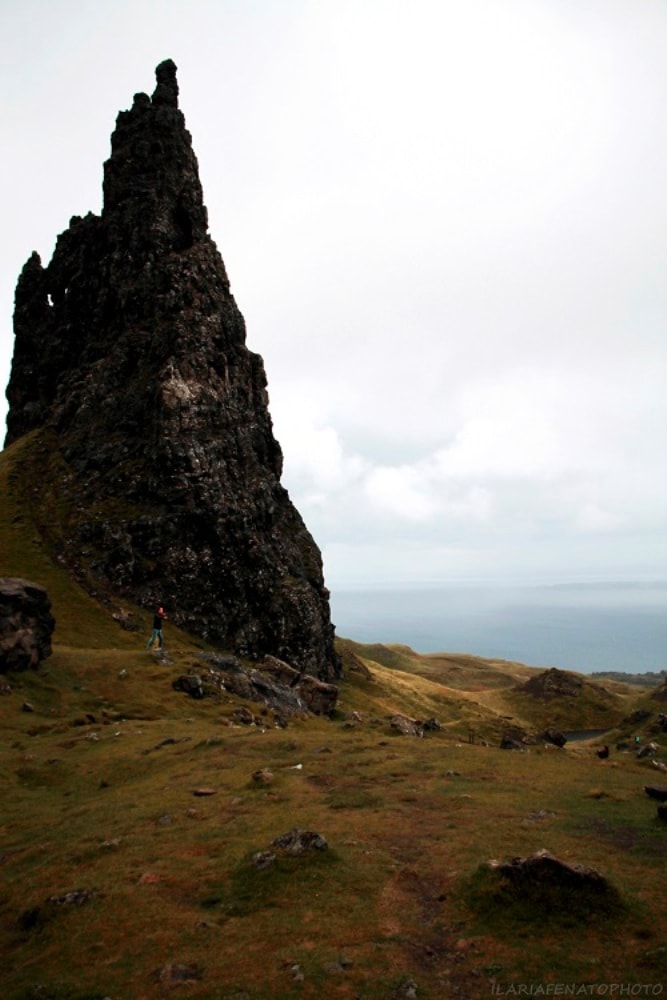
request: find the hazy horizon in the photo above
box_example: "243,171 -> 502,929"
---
329,579 -> 667,673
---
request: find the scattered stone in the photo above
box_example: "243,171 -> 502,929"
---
141,735 -> 192,755
422,717 -> 441,732
183,653 -> 338,719
233,706 -> 256,725
637,742 -> 659,759
251,851 -> 277,870
48,889 -> 99,907
112,608 -> 139,631
172,674 -> 205,699
157,814 -> 174,826
541,728 -> 567,748
271,828 -> 328,855
291,671 -> 339,715
192,788 -> 216,797
523,810 -> 556,824
393,978 -> 419,999
21,701 -> 35,713
500,736 -> 525,750
252,768 -> 274,785
644,785 -> 667,802
0,578 -> 55,673
326,956 -> 353,973
391,714 -> 424,737
152,963 -> 204,986
18,888 -> 99,931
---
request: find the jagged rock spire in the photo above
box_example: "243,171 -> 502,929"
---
102,60 -> 209,255
4,62 -> 339,680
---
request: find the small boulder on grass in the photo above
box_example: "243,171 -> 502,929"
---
468,849 -> 623,923
644,785 -> 667,802
251,829 -> 328,869
486,850 -> 609,890
272,829 -> 328,855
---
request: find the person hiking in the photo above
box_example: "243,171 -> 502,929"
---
146,606 -> 168,650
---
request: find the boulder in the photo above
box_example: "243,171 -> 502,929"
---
0,578 -> 55,672
176,653 -> 337,717
271,829 -> 328,855
260,654 -> 339,713
171,674 -> 205,698
293,672 -> 339,716
644,785 -> 667,802
391,714 -> 424,737
541,728 -> 567,748
484,849 -> 615,897
500,736 -> 525,750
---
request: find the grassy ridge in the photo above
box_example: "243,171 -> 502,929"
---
1,438 -> 666,998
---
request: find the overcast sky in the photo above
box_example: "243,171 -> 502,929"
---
2,0 -> 666,589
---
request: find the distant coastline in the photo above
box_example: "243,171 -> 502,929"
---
329,581 -> 667,675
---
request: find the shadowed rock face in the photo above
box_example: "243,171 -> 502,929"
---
5,60 -> 339,680
0,578 -> 55,673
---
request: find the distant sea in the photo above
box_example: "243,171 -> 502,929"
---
329,582 -> 667,675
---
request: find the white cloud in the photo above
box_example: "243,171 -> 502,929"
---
364,465 -> 436,522
573,503 -> 624,534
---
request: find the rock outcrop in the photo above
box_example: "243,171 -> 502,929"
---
519,668 -> 582,699
171,652 -> 339,718
4,60 -> 339,681
0,578 -> 55,672
483,849 -> 616,896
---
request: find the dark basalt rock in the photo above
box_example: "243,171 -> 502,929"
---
483,850 -> 616,897
4,61 -> 339,681
0,577 -> 55,673
541,727 -> 567,748
644,785 -> 667,802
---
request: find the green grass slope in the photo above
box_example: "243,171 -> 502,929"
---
1,438 -> 665,999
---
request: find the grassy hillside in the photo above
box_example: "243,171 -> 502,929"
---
1,439 -> 666,999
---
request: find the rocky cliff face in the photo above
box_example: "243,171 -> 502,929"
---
5,60 -> 339,680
